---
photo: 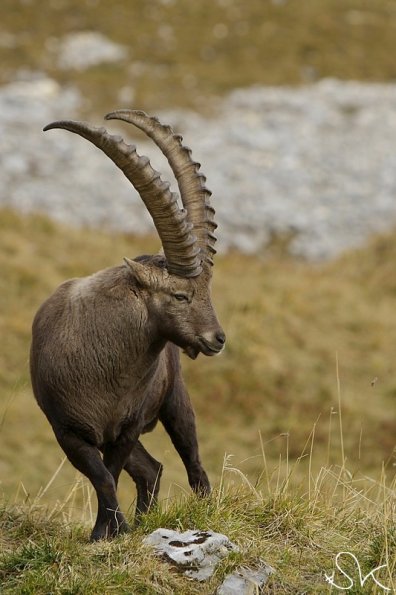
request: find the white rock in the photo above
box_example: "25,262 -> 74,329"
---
143,528 -> 238,581
217,563 -> 275,594
56,31 -> 128,71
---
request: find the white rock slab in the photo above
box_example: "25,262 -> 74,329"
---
143,528 -> 238,581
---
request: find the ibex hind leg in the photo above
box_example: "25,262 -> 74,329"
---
54,428 -> 128,541
159,379 -> 211,496
123,441 -> 163,524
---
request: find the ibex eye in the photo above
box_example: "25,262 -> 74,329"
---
173,292 -> 189,302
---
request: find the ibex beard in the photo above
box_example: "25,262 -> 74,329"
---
30,110 -> 225,541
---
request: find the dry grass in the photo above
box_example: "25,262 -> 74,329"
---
2,0 -> 396,113
0,207 -> 395,512
0,207 -> 396,591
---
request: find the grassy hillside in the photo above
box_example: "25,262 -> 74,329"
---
0,206 -> 395,509
1,208 -> 396,590
2,0 -> 396,113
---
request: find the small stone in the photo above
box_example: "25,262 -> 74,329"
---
217,562 -> 275,594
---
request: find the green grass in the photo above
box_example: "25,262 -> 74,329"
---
2,0 -> 396,113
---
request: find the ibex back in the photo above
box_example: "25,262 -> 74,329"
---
30,110 -> 225,541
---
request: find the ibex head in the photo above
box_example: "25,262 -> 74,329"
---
44,110 -> 225,359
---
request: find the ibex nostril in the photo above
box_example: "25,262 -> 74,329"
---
216,331 -> 226,345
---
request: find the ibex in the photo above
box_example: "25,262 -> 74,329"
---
30,110 -> 225,541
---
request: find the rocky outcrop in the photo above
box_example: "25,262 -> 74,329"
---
1,75 -> 396,260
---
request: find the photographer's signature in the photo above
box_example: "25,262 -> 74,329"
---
325,552 -> 391,591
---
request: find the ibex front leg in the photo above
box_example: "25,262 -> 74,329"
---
159,378 -> 211,496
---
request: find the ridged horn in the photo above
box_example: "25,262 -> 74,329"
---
43,120 -> 202,278
105,109 -> 217,269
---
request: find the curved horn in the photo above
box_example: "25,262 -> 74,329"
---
43,120 -> 202,278
105,110 -> 217,269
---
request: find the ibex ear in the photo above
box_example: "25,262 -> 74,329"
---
123,257 -> 152,288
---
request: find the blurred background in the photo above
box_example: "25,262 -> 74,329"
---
1,0 -> 396,516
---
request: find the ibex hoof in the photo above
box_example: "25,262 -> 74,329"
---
90,517 -> 130,542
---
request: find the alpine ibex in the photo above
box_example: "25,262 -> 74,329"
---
30,110 -> 225,541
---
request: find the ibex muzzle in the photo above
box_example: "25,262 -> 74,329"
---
30,110 -> 225,541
